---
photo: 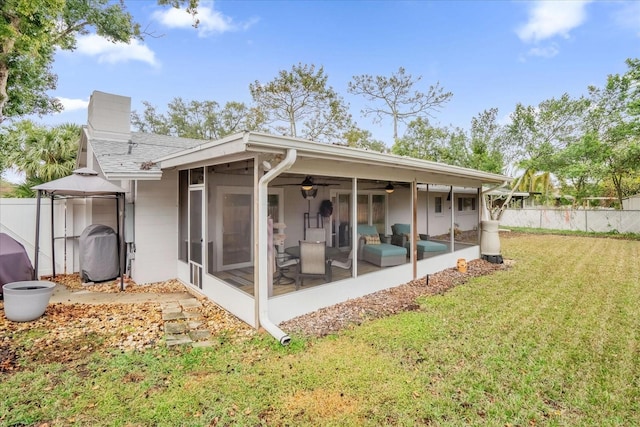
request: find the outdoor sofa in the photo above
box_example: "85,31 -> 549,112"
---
356,224 -> 406,267
391,223 -> 447,259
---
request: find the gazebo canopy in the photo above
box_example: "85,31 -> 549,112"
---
32,168 -> 126,196
32,168 -> 127,290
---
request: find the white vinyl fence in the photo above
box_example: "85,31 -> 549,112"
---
0,198 -> 86,277
500,208 -> 640,234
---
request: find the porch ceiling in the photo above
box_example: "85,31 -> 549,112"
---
287,158 -> 492,188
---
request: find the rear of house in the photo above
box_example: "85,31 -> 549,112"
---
73,91 -> 511,341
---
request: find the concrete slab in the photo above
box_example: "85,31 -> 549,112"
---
162,312 -> 186,321
50,284 -> 193,305
160,302 -> 181,310
189,330 -> 211,341
165,334 -> 192,346
187,320 -> 204,329
183,311 -> 203,320
192,341 -> 214,348
165,322 -> 189,334
162,306 -> 183,315
180,299 -> 202,309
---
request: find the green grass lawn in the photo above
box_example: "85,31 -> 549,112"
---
2,233 -> 640,426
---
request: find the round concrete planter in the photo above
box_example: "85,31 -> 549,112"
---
480,220 -> 501,256
2,280 -> 56,322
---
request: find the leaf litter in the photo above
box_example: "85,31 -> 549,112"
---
1,259 -> 509,372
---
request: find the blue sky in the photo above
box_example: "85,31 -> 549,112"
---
37,0 -> 640,144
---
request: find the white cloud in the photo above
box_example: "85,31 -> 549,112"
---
56,97 -> 89,112
527,43 -> 560,59
75,34 -> 158,67
152,1 -> 257,37
517,0 -> 591,43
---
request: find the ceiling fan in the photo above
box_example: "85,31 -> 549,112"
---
363,181 -> 410,193
272,176 -> 340,200
272,176 -> 340,189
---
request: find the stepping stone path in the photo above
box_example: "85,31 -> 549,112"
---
161,298 -> 214,347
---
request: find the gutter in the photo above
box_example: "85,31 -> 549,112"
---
257,148 -> 297,345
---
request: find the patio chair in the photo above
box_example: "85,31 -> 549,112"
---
331,249 -> 353,274
391,223 -> 447,258
305,227 -> 326,242
356,224 -> 406,267
295,240 -> 332,290
274,246 -> 298,285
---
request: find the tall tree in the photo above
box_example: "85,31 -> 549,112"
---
249,63 -> 351,142
0,0 -> 199,123
132,97 -> 264,139
348,67 -> 452,141
391,117 -> 466,165
551,132 -> 605,202
580,59 -> 640,208
3,120 -> 80,196
468,108 -> 506,174
505,93 -> 588,173
342,126 -> 387,152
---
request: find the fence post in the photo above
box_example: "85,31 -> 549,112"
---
585,209 -> 588,232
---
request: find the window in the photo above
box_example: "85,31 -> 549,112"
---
190,167 -> 204,185
434,196 -> 442,214
357,193 -> 388,234
457,197 -> 476,212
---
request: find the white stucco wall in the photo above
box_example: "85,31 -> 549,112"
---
623,196 -> 640,210
387,188 -> 468,237
500,208 -> 640,233
91,198 -> 118,230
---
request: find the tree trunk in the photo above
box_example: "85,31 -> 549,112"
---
393,112 -> 398,140
289,109 -> 296,137
0,61 -> 9,124
612,174 -> 624,210
0,15 -> 19,124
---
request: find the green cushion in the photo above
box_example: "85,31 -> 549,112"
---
363,243 -> 406,257
357,224 -> 379,236
405,240 -> 447,252
392,223 -> 411,235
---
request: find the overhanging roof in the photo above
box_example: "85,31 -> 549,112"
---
89,131 -> 204,180
155,131 -> 512,187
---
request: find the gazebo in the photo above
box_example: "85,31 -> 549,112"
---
32,168 -> 127,290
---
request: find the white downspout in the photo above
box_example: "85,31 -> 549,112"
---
257,149 -> 297,345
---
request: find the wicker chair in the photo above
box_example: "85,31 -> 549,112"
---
295,240 -> 332,289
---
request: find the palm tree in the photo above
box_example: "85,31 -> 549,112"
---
5,121 -> 80,197
515,169 -> 553,205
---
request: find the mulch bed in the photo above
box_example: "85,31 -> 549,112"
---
1,259 -> 510,373
280,258 -> 511,338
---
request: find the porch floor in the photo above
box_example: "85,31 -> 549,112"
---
212,241 -> 474,296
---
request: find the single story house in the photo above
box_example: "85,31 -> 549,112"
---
74,91 -> 511,344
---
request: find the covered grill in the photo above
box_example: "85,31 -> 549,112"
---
79,225 -> 119,282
